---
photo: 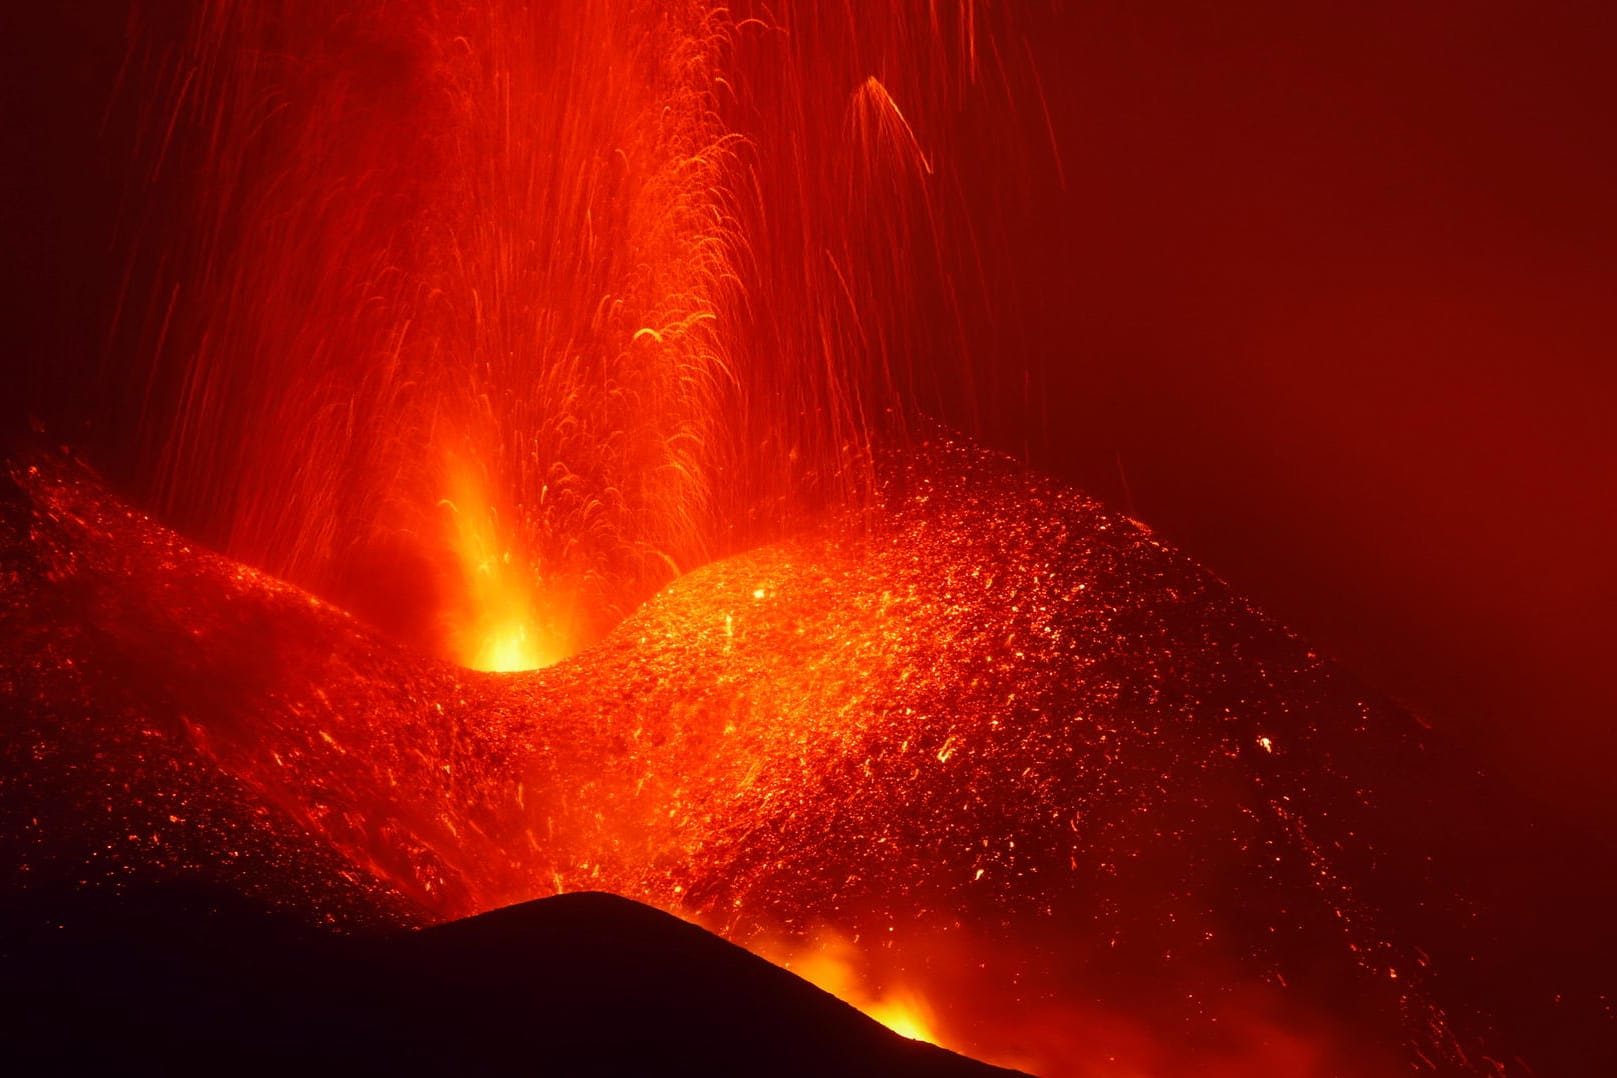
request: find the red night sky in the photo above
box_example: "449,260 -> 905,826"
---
1006,2 -> 1617,828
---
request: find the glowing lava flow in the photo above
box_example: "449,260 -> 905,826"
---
1,442 -> 1548,1075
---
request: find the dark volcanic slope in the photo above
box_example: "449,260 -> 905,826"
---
4,888 -> 1021,1077
388,891 -> 1025,1077
3,440 -> 1614,1075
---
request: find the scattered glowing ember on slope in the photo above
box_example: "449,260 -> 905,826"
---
6,441 -> 1584,1075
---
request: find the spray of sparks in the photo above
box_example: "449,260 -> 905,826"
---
107,1 -> 1021,671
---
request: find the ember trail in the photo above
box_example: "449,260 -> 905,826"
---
107,0 -> 998,673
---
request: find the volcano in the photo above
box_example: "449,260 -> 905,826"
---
5,4 -> 1615,1072
4,438 -> 1612,1075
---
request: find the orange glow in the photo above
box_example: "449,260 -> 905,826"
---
470,624 -> 544,674
437,457 -> 561,671
765,932 -> 943,1047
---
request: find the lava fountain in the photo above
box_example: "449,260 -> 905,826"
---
103,0 -> 1019,670
111,0 -> 743,668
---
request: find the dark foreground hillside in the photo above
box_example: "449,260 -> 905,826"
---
3,886 -> 1022,1077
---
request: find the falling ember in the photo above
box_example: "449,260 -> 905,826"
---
110,1 -> 741,667
104,0 -> 1017,670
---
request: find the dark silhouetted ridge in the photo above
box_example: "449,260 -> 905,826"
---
1,884 -> 1026,1077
